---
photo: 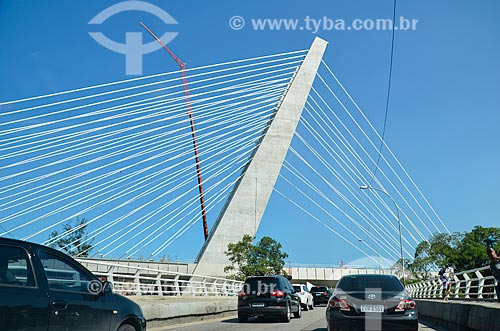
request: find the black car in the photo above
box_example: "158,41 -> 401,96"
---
0,237 -> 146,331
310,285 -> 331,306
237,275 -> 302,322
326,274 -> 418,331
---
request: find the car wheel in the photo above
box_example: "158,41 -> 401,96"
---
238,313 -> 248,323
281,302 -> 291,323
303,302 -> 308,311
293,302 -> 302,318
117,324 -> 136,331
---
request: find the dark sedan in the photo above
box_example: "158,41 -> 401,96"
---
326,274 -> 418,331
0,237 -> 146,331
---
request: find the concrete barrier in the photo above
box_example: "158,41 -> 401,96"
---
416,299 -> 500,331
131,297 -> 237,328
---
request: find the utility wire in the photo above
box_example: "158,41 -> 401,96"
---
370,0 -> 397,185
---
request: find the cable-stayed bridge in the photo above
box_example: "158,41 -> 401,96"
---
0,37 -> 449,279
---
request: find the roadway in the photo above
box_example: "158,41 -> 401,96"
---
151,306 -> 449,331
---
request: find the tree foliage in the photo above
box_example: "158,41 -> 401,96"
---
48,217 -> 93,257
408,226 -> 500,279
224,234 -> 289,281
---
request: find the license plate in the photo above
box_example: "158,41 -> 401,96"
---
252,303 -> 265,308
361,305 -> 384,313
315,293 -> 322,296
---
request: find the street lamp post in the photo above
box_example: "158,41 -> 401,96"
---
360,185 -> 406,285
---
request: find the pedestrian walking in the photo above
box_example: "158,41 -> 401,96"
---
485,236 -> 500,303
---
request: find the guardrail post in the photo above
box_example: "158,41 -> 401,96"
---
108,266 -> 115,284
463,273 -> 471,299
475,270 -> 484,299
202,277 -> 207,296
134,270 -> 142,296
452,274 -> 460,299
173,275 -> 180,296
156,272 -> 163,296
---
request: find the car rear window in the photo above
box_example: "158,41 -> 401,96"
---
337,276 -> 404,292
293,285 -> 301,292
243,277 -> 280,293
310,286 -> 328,292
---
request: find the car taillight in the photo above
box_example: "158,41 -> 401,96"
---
238,291 -> 247,298
323,291 -> 328,295
271,290 -> 286,298
328,298 -> 351,311
395,299 -> 416,312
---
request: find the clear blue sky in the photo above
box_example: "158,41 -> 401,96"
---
1,0 -> 499,266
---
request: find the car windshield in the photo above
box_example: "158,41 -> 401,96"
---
243,278 -> 279,293
337,276 -> 404,292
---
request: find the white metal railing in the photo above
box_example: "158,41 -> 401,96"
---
76,259 -> 243,297
406,265 -> 498,300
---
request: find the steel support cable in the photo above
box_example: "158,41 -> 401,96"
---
310,82 -> 433,240
284,146 -> 409,257
35,105 -> 278,244
16,102 -> 278,240
304,89 -> 428,246
84,131 -> 265,257
143,116 -> 278,257
300,106 -> 404,242
282,158 -> 400,259
315,74 -> 435,238
0,88 -> 285,194
0,74 -> 282,147
303,99 -> 425,248
273,188 -> 377,266
0,54 -> 303,119
305,98 -> 384,192
300,105 -> 415,248
0,93 -> 282,214
2,101 -> 278,232
290,125 -> 403,250
0,82 -> 286,170
95,135 -> 263,257
0,75 -> 290,156
321,61 -> 449,234
0,60 -> 301,134
146,171 -> 248,258
0,49 -> 307,107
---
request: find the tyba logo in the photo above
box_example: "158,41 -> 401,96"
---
89,1 -> 178,75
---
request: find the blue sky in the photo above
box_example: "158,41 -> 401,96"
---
1,0 -> 499,266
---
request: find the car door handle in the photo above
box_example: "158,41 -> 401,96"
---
52,300 -> 68,309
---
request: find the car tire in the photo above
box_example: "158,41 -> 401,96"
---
303,303 -> 308,311
117,324 -> 136,331
293,302 -> 302,318
281,302 -> 291,323
238,313 -> 248,323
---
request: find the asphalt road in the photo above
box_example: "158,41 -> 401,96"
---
153,306 -> 449,331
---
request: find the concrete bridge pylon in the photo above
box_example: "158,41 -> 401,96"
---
194,37 -> 328,277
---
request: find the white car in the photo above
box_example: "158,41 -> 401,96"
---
292,283 -> 314,311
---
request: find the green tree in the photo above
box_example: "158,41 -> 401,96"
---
48,217 -> 93,257
409,226 -> 500,277
224,235 -> 289,281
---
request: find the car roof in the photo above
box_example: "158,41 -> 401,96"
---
340,274 -> 398,279
0,237 -> 39,248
